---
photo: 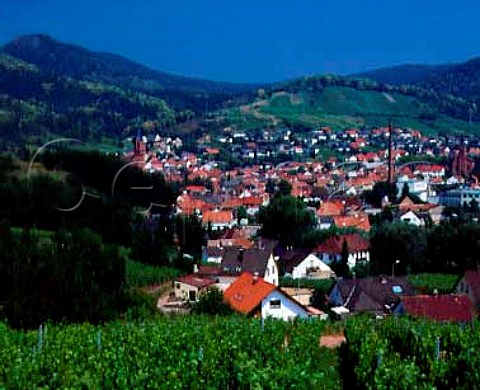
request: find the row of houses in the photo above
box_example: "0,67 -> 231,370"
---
172,268 -> 480,324
203,232 -> 370,279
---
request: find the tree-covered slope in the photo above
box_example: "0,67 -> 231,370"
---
2,34 -> 255,97
0,35 -> 259,146
356,56 -> 480,106
0,52 -> 180,144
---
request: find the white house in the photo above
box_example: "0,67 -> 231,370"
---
291,254 -> 335,279
261,289 -> 310,321
399,210 -> 424,227
202,210 -> 236,231
279,251 -> 336,280
224,272 -> 311,321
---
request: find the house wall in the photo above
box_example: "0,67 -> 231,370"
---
214,276 -> 238,291
206,255 -> 222,264
263,254 -> 279,286
261,290 -> 309,321
455,277 -> 476,306
174,281 -> 204,302
347,251 -> 370,269
319,251 -> 370,269
329,284 -> 344,307
292,254 -> 333,279
400,212 -> 424,227
209,221 -> 236,231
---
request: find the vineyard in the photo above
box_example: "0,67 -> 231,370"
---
341,315 -> 480,389
0,317 -> 340,389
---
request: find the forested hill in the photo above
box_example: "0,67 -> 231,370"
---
0,35 -> 258,146
356,56 -> 480,105
356,64 -> 451,86
2,34 -> 254,97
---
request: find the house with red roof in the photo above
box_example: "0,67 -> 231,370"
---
202,210 -> 236,230
223,272 -> 310,321
315,233 -> 370,269
176,194 -> 214,215
393,294 -> 475,323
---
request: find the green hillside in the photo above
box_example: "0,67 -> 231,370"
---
220,81 -> 479,135
2,34 -> 480,147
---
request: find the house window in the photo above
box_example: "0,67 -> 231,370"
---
189,291 -> 196,301
270,299 -> 281,309
175,283 -> 181,289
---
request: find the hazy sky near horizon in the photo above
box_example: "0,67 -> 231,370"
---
2,0 -> 480,82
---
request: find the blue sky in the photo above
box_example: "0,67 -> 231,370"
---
2,0 -> 480,82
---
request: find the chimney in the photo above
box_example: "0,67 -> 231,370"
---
253,272 -> 259,284
193,264 -> 199,274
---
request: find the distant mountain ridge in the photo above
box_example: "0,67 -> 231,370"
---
356,64 -> 451,86
2,34 -> 254,95
355,57 -> 480,105
0,34 -> 260,146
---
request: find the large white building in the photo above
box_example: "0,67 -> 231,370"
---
396,175 -> 429,202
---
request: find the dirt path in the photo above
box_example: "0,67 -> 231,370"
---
319,334 -> 346,348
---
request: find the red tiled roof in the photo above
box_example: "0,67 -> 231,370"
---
196,266 -> 222,277
317,201 -> 344,217
220,198 -> 244,209
176,275 -> 215,289
400,294 -> 474,323
223,272 -> 276,314
316,233 -> 370,255
177,196 -> 212,215
185,185 -> 207,193
333,215 -> 371,232
203,210 -> 234,225
241,196 -> 263,207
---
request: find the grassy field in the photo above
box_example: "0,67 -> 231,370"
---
408,273 -> 460,294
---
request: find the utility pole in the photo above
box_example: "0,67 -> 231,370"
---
387,120 -> 393,185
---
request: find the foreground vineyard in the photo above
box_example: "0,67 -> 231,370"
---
0,317 -> 340,389
341,316 -> 480,389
